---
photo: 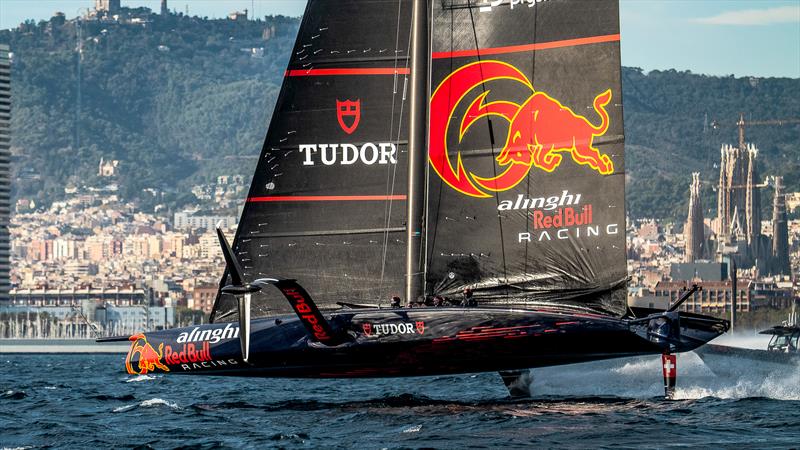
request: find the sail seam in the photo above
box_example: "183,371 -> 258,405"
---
287,55 -> 410,66
286,68 -> 410,77
248,195 -> 407,202
431,33 -> 620,59
246,227 -> 406,238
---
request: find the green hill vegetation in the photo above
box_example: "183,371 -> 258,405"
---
2,10 -> 799,221
2,10 -> 297,212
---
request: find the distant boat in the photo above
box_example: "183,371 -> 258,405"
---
103,0 -> 727,398
695,317 -> 799,377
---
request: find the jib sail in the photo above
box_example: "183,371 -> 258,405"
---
211,0 -> 413,322
425,0 -> 627,315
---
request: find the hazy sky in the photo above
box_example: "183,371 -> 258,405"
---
1,0 -> 798,78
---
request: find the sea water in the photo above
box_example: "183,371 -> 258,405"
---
1,349 -> 799,448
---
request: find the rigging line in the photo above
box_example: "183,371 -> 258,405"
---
467,1 -> 508,299
379,0 -> 412,303
523,0 -> 540,290
425,5 -> 454,289
422,4 -> 434,298
379,0 -> 402,288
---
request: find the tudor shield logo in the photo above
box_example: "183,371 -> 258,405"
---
336,99 -> 361,134
360,321 -> 426,337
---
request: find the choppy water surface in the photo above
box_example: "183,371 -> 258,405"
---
2,349 -> 799,448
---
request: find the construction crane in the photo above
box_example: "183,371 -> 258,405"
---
710,112 -> 800,151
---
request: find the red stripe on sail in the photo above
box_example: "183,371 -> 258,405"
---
285,68 -> 411,77
248,195 -> 407,203
431,34 -> 620,59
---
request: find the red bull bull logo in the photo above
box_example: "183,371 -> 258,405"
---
429,60 -> 614,198
125,333 -> 170,375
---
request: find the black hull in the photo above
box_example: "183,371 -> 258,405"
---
694,343 -> 800,377
123,307 -> 725,378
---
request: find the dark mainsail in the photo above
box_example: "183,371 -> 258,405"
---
425,0 -> 627,315
211,0 -> 414,321
213,0 -> 627,321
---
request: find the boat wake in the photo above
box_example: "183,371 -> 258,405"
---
125,374 -> 158,383
531,352 -> 800,401
113,398 -> 181,413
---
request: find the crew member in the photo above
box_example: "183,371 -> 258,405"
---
648,316 -> 671,345
390,296 -> 401,308
461,288 -> 476,307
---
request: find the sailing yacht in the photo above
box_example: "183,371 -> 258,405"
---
105,0 -> 728,397
695,310 -> 799,377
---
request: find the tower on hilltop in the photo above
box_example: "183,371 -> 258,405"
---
161,0 -> 169,16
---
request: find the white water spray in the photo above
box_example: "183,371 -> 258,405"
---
529,350 -> 800,400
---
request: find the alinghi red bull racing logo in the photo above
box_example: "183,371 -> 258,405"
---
429,60 -> 614,198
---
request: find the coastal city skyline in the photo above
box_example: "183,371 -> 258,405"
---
0,0 -> 797,339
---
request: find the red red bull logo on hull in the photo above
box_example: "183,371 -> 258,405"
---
126,335 -> 230,374
429,60 -> 614,198
164,342 -> 212,365
532,206 -> 593,229
126,333 -> 170,375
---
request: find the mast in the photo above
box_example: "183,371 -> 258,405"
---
405,0 -> 429,303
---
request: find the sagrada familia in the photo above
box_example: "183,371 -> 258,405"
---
685,143 -> 791,275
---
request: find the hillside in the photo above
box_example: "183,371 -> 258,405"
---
2,10 -> 298,212
2,11 -> 799,221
